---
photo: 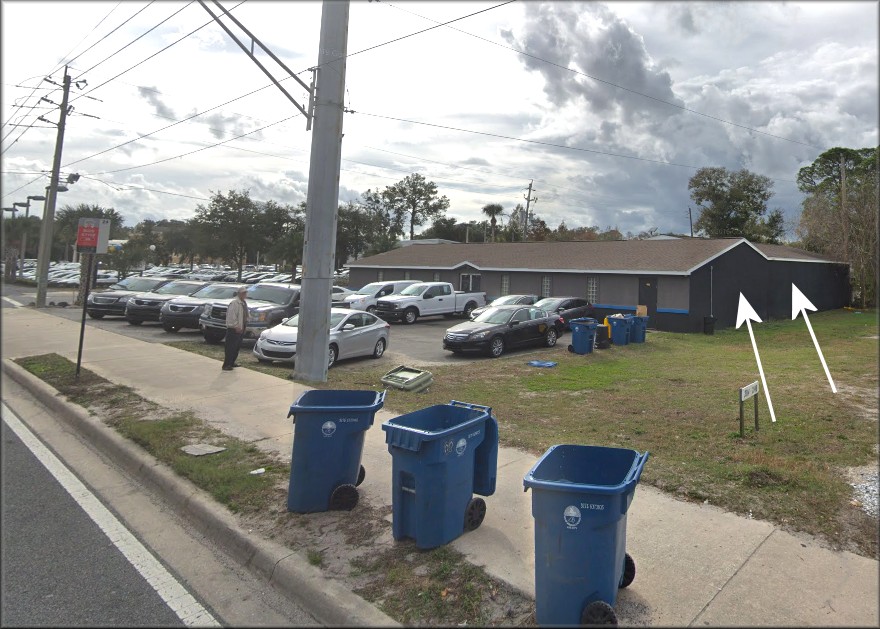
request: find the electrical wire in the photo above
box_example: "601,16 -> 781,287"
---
64,2 -> 157,74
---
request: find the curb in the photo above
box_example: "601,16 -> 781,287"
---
3,359 -> 400,628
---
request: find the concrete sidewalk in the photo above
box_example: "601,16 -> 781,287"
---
2,307 -> 877,626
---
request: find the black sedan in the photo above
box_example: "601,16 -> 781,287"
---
159,283 -> 246,332
469,294 -> 540,320
86,276 -> 175,318
124,280 -> 211,325
533,297 -> 595,330
443,305 -> 563,358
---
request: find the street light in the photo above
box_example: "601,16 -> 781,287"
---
2,207 -> 18,278
12,194 -> 46,279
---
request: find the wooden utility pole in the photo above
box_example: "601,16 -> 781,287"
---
35,66 -> 72,308
523,181 -> 537,241
294,0 -> 350,383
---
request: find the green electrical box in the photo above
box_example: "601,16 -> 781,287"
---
381,365 -> 434,392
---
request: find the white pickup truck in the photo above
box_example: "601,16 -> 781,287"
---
374,281 -> 487,324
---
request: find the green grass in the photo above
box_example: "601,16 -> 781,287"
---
175,308 -> 879,557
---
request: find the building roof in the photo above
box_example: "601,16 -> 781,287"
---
348,238 -> 843,276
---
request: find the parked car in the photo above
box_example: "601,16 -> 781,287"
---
253,308 -> 390,367
159,283 -> 246,332
86,276 -> 175,318
125,280 -> 211,325
341,280 -> 420,313
533,297 -> 595,331
199,282 -> 302,344
442,305 -> 563,358
331,285 -> 356,306
469,294 -> 539,320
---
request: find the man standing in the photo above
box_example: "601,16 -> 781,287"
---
223,286 -> 249,371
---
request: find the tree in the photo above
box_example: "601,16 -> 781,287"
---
797,146 -> 878,307
688,167 -> 784,243
481,203 -> 504,242
382,173 -> 450,240
420,216 -> 466,241
54,203 -> 126,262
193,189 -> 261,281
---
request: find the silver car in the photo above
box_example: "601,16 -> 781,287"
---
253,307 -> 390,367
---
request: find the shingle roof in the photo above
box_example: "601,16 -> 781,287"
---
349,238 -> 844,275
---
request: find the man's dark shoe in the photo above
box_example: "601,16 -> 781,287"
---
222,366 -> 233,371
232,363 -> 241,367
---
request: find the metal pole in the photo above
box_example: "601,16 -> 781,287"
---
293,0 -> 350,383
19,201 -> 28,280
754,394 -> 759,432
76,253 -> 94,378
739,397 -> 745,438
35,67 -> 72,308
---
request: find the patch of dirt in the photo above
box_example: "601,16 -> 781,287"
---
836,384 -> 879,421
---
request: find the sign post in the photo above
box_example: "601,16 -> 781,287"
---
75,219 -> 111,377
739,381 -> 760,437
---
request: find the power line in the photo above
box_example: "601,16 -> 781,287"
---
49,2 -> 125,76
63,2 -> 157,73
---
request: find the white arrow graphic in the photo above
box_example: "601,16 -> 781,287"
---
791,283 -> 837,393
736,293 -> 777,422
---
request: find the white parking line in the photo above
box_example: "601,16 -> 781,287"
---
2,296 -> 25,307
1,404 -> 221,627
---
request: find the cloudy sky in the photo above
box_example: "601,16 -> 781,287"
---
2,1 -> 877,240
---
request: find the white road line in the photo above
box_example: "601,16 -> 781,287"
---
2,296 -> 25,307
1,404 -> 221,627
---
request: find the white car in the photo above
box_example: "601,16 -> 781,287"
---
253,308 -> 390,367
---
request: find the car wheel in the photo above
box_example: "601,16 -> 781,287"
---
203,329 -> 225,344
372,338 -> 386,359
127,319 -> 142,326
403,308 -> 418,324
487,336 -> 504,358
162,322 -> 178,333
366,305 -> 377,314
463,301 -> 477,318
87,312 -> 104,319
256,357 -> 272,364
328,344 -> 338,368
545,328 -> 558,347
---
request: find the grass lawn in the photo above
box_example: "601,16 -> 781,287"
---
168,308 -> 879,558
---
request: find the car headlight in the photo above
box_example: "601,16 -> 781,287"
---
470,331 -> 490,340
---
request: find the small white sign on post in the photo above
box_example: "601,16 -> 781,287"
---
740,381 -> 759,402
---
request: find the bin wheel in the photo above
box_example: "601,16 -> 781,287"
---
567,344 -> 574,353
619,553 -> 636,588
464,497 -> 486,531
329,484 -> 359,511
580,600 -> 617,626
356,464 -> 366,487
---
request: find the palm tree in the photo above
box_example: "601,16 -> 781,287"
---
482,204 -> 504,242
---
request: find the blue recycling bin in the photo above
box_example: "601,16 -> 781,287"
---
286,389 -> 386,513
382,401 -> 498,549
608,315 -> 632,345
524,444 -> 649,626
567,317 -> 598,355
630,316 -> 649,343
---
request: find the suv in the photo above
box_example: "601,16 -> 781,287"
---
341,280 -> 419,313
198,282 -> 302,344
86,276 -> 175,319
159,283 -> 245,332
125,280 -> 211,325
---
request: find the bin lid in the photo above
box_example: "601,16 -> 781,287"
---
288,389 -> 386,415
523,444 -> 649,495
382,401 -> 491,451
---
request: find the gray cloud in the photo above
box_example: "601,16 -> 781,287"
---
137,86 -> 176,120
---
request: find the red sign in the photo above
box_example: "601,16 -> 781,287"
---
77,219 -> 100,253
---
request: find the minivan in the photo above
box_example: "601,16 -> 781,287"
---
341,280 -> 420,313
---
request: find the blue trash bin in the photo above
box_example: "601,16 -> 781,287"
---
524,444 -> 649,626
608,315 -> 632,345
286,389 -> 386,513
382,401 -> 498,549
567,317 -> 598,355
630,316 -> 649,343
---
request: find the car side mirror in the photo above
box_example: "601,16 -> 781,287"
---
510,320 -> 520,326
281,317 -> 290,324
343,323 -> 355,330
423,294 -> 432,300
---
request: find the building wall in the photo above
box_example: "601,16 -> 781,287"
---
595,274 -> 639,308
657,276 -> 689,310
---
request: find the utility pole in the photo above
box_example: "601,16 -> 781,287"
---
688,207 -> 693,237
35,66 -> 72,309
839,154 -> 849,265
523,180 -> 537,241
294,0 -> 350,383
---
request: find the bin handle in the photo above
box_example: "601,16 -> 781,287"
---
623,451 -> 650,486
449,400 -> 492,415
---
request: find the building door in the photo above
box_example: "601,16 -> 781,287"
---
638,277 -> 658,318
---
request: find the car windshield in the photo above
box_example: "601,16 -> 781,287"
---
490,295 -> 523,306
534,298 -> 562,310
109,277 -> 166,292
399,284 -> 426,296
473,308 -> 514,324
191,284 -> 241,298
156,282 -> 203,296
283,312 -> 347,328
248,285 -> 295,305
355,283 -> 382,296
